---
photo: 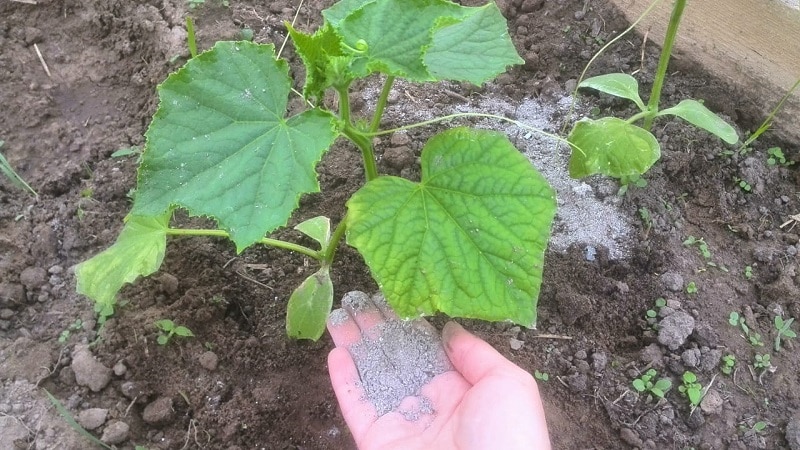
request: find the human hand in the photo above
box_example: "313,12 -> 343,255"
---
327,292 -> 551,450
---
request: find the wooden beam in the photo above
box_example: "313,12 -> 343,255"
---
607,0 -> 800,143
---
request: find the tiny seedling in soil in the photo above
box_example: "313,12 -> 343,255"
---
644,297 -> 666,329
632,368 -> 672,399
58,319 -> 83,343
683,235 -> 711,259
76,0 -> 657,341
734,177 -> 752,193
638,207 -> 652,235
720,354 -> 736,375
739,77 -> 800,150
729,311 -> 765,347
685,281 -> 698,294
678,371 -> 703,407
752,353 -> 772,371
744,265 -> 753,280
766,147 -> 793,167
739,420 -> 768,435
566,0 -> 737,183
155,319 -> 194,346
773,315 -> 796,352
534,370 -> 550,382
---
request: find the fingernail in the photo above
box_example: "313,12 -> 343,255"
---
328,308 -> 351,327
442,321 -> 463,347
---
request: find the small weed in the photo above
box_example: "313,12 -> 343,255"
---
753,353 -> 772,371
618,174 -> 647,196
773,315 -> 796,352
678,371 -> 703,407
534,370 -> 550,382
638,207 -> 652,235
683,236 -> 711,259
155,319 -> 194,345
729,311 -> 765,347
645,297 -> 667,320
767,147 -> 793,166
58,319 -> 83,343
110,146 -> 142,159
739,420 -> 768,435
734,177 -> 752,192
744,265 -> 753,280
720,354 -> 735,375
685,281 -> 698,294
632,368 -> 672,399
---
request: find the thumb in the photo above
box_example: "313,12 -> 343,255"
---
442,321 -> 525,385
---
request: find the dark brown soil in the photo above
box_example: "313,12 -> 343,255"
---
1,0 -> 799,449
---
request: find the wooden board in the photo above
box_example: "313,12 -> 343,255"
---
607,0 -> 800,143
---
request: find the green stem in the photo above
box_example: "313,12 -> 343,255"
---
740,76 -> 800,149
322,215 -> 348,265
626,110 -> 653,125
186,17 -> 198,58
343,124 -> 379,181
370,76 -> 395,133
335,84 -> 352,126
643,0 -> 686,131
165,228 -> 321,260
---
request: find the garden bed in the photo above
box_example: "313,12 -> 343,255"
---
1,0 -> 799,448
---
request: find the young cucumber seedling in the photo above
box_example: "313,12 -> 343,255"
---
566,0 -> 737,183
77,0 -> 621,340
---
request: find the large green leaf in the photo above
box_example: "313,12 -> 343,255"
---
132,41 -> 338,252
75,213 -> 170,315
347,128 -> 556,327
325,0 -> 520,84
286,268 -> 334,340
567,117 -> 661,179
425,4 -> 523,85
657,99 -> 738,144
287,23 -> 346,100
578,73 -> 646,111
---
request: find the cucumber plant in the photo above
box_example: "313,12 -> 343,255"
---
75,0 -> 652,340
567,0 -> 738,182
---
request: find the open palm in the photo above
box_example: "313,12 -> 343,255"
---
327,295 -> 551,450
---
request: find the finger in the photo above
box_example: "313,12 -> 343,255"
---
442,321 -> 528,384
327,347 -> 378,441
327,308 -> 363,348
342,291 -> 386,336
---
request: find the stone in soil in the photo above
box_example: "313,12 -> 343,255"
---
657,311 -> 695,350
142,396 -> 175,426
198,351 -> 219,371
101,420 -> 130,445
71,345 -> 112,392
77,408 -> 108,430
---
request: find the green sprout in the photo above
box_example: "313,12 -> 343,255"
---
767,147 -> 793,166
0,140 -> 37,197
773,315 -> 796,352
678,371 -> 703,407
682,235 -> 711,259
685,281 -> 698,294
632,368 -> 672,399
155,319 -> 194,346
720,354 -> 735,375
753,353 -> 772,371
58,319 -> 84,343
729,311 -> 765,347
534,370 -> 549,382
744,265 -> 753,280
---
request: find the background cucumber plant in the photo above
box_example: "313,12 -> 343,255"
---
75,0 -> 660,341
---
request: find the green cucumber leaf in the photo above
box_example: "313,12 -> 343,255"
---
294,216 -> 331,249
286,268 -> 334,340
578,73 -> 646,111
287,22 -> 345,100
425,4 -> 523,85
76,213 -> 170,316
173,326 -> 194,337
327,0 -> 520,84
132,41 -> 338,252
657,99 -> 738,144
567,117 -> 660,179
155,319 -> 175,331
347,127 -> 556,327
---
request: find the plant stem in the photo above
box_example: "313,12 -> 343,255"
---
370,76 -> 395,132
626,110 -> 652,125
322,215 -> 348,265
165,228 -> 321,260
643,0 -> 685,131
740,76 -> 800,149
343,125 -> 379,181
336,84 -> 352,126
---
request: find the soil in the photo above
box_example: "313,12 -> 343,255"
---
1,0 -> 799,449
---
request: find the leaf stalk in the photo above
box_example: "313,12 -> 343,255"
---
643,0 -> 685,130
165,228 -> 322,260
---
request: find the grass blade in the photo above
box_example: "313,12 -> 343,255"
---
0,140 -> 37,197
43,389 -> 113,449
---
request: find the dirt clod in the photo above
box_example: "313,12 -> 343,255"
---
71,345 -> 112,392
142,396 -> 175,426
101,420 -> 130,445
